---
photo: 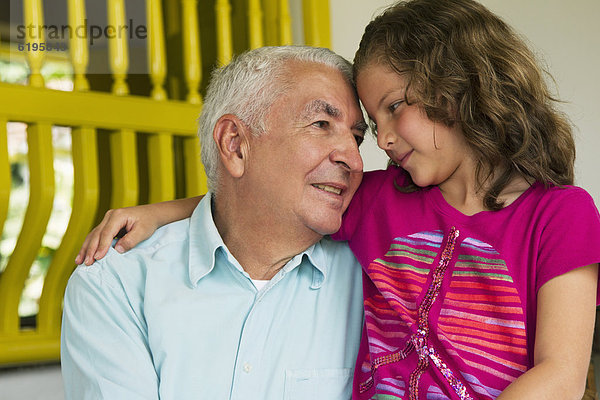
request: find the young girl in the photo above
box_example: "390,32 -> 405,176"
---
76,0 -> 600,398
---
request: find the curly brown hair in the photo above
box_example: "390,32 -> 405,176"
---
354,0 -> 575,210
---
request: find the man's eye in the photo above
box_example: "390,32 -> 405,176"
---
312,120 -> 329,129
355,135 -> 364,146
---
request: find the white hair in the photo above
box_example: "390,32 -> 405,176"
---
197,45 -> 354,191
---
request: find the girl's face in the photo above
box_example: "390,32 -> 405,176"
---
356,63 -> 475,188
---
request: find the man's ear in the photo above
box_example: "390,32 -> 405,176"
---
213,114 -> 250,178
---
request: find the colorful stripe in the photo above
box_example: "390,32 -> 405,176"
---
452,271 -> 514,282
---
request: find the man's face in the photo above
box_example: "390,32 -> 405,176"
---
244,62 -> 366,237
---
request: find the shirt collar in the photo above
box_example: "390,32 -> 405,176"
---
187,193 -> 329,289
302,241 -> 328,289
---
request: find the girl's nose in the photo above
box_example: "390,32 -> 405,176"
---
377,128 -> 396,150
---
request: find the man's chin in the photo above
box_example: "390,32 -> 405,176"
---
309,218 -> 343,237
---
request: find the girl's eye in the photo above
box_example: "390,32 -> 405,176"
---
388,101 -> 404,113
312,120 -> 329,129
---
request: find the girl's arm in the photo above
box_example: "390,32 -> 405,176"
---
75,196 -> 202,265
496,263 -> 598,400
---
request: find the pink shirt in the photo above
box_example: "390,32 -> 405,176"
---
333,166 -> 600,400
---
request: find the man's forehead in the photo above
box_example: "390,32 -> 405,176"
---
299,98 -> 367,134
284,60 -> 353,94
280,61 -> 363,121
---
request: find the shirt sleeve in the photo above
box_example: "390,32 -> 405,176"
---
61,256 -> 159,400
332,166 -> 408,241
535,187 -> 600,303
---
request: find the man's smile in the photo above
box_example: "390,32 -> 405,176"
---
311,183 -> 344,195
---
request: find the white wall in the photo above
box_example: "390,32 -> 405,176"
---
329,0 -> 600,206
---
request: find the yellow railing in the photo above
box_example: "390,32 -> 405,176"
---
0,0 -> 331,366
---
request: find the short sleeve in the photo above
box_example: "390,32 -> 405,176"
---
535,188 -> 600,303
332,166 -> 408,241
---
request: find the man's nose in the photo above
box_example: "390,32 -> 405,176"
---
330,132 -> 364,172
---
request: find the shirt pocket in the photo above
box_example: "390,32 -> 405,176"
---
284,368 -> 352,400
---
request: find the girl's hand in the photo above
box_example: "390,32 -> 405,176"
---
75,196 -> 203,266
75,205 -> 160,266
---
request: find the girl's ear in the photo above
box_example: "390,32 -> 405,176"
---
213,114 -> 251,178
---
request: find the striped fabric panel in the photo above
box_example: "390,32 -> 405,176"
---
426,385 -> 451,399
438,237 -> 527,398
375,377 -> 406,398
366,231 -> 442,358
459,372 -> 502,399
371,393 -> 403,399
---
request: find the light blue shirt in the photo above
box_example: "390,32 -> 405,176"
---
61,194 -> 364,400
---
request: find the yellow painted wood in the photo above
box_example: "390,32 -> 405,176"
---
247,0 -> 264,49
183,136 -> 207,196
68,0 -> 89,91
262,0 -> 279,46
146,1 -> 174,203
147,133 -> 175,203
262,0 -> 292,46
302,0 -> 331,48
23,0 -> 45,87
110,129 -> 138,209
165,0 -> 181,37
107,0 -> 130,95
0,118 -> 10,242
147,1 -> 174,203
278,0 -> 293,45
0,83 -> 199,135
147,0 -> 167,101
215,0 -> 233,65
37,127 -> 99,336
0,122 -> 54,336
0,333 -> 60,366
181,0 -> 202,105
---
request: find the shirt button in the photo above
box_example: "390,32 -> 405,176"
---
243,362 -> 252,373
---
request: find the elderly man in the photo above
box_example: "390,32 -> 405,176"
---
61,46 -> 367,399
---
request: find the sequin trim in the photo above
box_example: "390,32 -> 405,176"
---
358,340 -> 414,392
427,346 -> 473,399
360,227 -> 472,400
